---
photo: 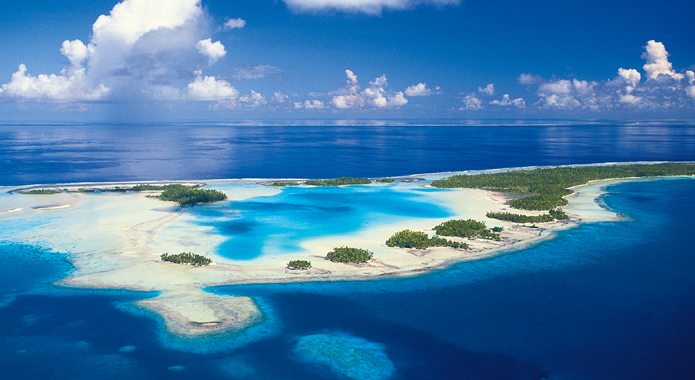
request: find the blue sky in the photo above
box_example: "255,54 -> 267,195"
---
0,0 -> 694,121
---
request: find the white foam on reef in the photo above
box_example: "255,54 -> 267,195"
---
294,332 -> 396,380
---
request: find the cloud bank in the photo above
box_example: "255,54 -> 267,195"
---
517,40 -> 694,111
330,70 -> 408,109
0,0 -> 241,103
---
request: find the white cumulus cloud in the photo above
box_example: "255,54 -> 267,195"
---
686,71 -> 695,99
521,40 -> 694,111
60,40 -> 89,67
282,0 -> 460,15
619,93 -> 642,104
536,79 -> 597,109
271,91 -> 289,103
0,0 -> 244,104
642,40 -> 684,81
224,18 -> 246,30
460,94 -> 482,110
518,73 -> 543,85
346,69 -> 358,85
329,70 -> 408,109
238,90 -> 267,107
388,92 -> 408,107
618,68 -> 641,87
295,100 -> 326,109
478,83 -> 495,96
186,70 -> 238,100
196,38 -> 226,65
404,82 -> 440,96
490,94 -> 525,108
1,64 -> 108,102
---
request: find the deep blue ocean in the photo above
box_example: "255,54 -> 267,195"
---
1,121 -> 695,379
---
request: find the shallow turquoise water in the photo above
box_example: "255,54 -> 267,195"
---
189,184 -> 454,260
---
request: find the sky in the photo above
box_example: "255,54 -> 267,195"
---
0,0 -> 694,122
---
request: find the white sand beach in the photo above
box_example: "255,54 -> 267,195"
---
0,175 -> 642,338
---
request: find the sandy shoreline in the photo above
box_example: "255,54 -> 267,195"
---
1,170 -> 686,339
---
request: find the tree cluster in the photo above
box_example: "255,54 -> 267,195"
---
376,178 -> 396,183
433,219 -> 501,241
305,177 -> 372,186
486,211 -> 555,224
268,182 -> 300,187
152,185 -> 227,206
386,230 -> 469,250
23,189 -> 61,194
431,163 -> 695,211
160,252 -> 212,266
325,246 -> 374,263
287,260 -> 312,270
549,208 -> 569,220
130,184 -> 202,191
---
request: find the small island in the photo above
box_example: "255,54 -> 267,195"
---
487,207 -> 569,223
325,246 -> 374,263
148,185 -> 227,206
376,178 -> 396,183
20,189 -> 62,195
305,177 -> 372,186
287,260 -> 312,270
268,181 -> 301,187
433,219 -> 502,241
160,252 -> 212,266
386,230 -> 470,250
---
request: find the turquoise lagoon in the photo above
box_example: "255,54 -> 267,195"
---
192,183 -> 454,260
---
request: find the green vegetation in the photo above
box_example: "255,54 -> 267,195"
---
549,208 -> 569,220
287,260 -> 312,270
491,226 -> 504,232
431,163 -> 695,210
23,189 -> 62,194
376,178 -> 396,183
130,184 -> 202,191
486,211 -> 555,224
486,207 -> 569,224
150,185 -> 227,206
268,181 -> 300,187
325,246 -> 374,263
386,230 -> 469,250
64,184 -> 202,193
305,177 -> 372,186
160,252 -> 212,266
508,194 -> 568,210
433,219 -> 502,241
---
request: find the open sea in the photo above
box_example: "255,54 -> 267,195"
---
1,120 -> 695,379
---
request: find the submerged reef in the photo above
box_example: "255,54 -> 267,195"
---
295,332 -> 395,380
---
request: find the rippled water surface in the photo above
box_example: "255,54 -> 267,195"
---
2,121 -> 694,186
